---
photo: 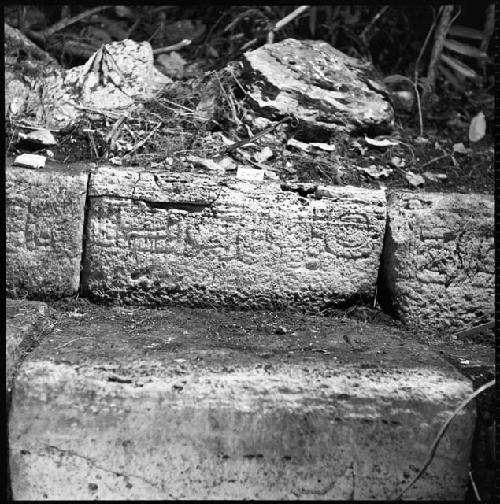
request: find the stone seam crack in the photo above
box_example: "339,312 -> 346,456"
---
36,444 -> 166,491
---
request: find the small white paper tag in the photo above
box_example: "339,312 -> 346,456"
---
13,153 -> 46,169
236,166 -> 265,182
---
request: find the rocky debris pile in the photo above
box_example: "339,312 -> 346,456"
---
5,29 -> 170,130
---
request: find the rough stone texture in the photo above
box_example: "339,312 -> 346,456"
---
6,299 -> 51,397
382,191 -> 494,330
5,39 -> 170,129
83,166 -> 387,309
6,161 -> 89,298
242,38 -> 394,136
9,304 -> 475,500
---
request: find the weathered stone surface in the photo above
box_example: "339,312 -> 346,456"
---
6,299 -> 51,397
9,304 -> 475,500
242,38 -> 394,136
5,39 -> 170,129
6,161 -> 89,298
83,166 -> 386,309
382,191 -> 494,330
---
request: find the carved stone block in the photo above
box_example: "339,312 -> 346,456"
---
382,191 -> 494,330
83,166 -> 387,310
6,162 -> 89,297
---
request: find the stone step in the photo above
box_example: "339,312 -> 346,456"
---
8,300 -> 476,500
6,160 -> 494,331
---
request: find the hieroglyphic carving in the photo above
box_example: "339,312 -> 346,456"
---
84,167 -> 387,307
385,191 -> 494,329
6,164 -> 88,296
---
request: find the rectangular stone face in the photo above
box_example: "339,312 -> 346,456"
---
83,166 -> 387,309
6,162 -> 89,298
9,305 -> 475,500
383,191 -> 494,330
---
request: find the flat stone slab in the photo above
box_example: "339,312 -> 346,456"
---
382,191 -> 494,330
83,166 -> 386,310
9,304 -> 475,500
6,161 -> 89,298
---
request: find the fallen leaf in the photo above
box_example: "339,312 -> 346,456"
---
309,142 -> 336,152
453,142 -> 468,154
157,52 -> 186,79
185,155 -> 224,171
254,146 -> 273,163
264,170 -> 279,180
415,136 -> 429,144
219,156 -> 236,170
390,156 -> 405,168
423,171 -> 447,182
358,165 -> 393,179
19,128 -> 56,146
469,111 -> 486,142
364,136 -> 399,147
287,138 -> 310,151
405,171 -> 425,188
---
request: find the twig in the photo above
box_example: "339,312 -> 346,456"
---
153,39 -> 191,55
469,471 -> 482,502
419,153 -> 452,169
220,116 -> 292,155
413,7 -> 441,137
125,122 -> 162,157
268,5 -> 310,43
426,5 -> 455,95
393,379 -> 495,500
273,6 -> 310,33
126,17 -> 142,39
38,6 -> 113,39
55,337 -> 93,350
360,6 -> 389,41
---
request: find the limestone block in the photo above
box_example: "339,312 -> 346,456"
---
6,162 -> 89,298
242,38 -> 394,135
6,299 -> 50,396
83,166 -> 387,309
9,305 -> 475,500
382,191 -> 494,330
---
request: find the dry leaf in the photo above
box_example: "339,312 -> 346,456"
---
469,111 -> 486,143
19,128 -> 56,146
365,136 -> 399,147
358,165 -> 393,179
287,138 -> 310,151
254,146 -> 273,163
453,142 -> 468,154
310,142 -> 336,152
423,171 -> 447,182
185,155 -> 224,171
390,156 -> 405,168
405,171 -> 425,188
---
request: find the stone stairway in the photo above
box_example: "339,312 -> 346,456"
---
6,159 -> 494,500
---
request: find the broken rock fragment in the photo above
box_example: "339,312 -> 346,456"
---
242,38 -> 394,136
